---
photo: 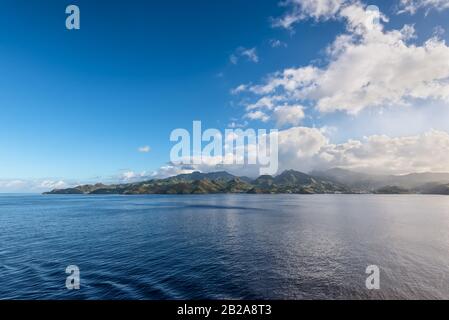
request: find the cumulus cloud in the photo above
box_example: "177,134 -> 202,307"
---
273,105 -> 305,126
119,170 -> 150,182
273,0 -> 352,29
275,127 -> 449,174
398,0 -> 449,14
149,165 -> 197,179
237,2 -> 449,115
154,127 -> 449,176
244,110 -> 270,122
318,129 -> 449,174
39,180 -> 68,190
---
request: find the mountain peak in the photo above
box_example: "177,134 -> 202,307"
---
275,170 -> 313,185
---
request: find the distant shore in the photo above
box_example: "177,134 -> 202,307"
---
44,169 -> 449,196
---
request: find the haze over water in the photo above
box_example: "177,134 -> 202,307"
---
1,194 -> 448,300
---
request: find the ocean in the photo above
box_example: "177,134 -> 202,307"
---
0,194 -> 448,299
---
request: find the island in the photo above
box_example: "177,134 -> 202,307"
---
44,169 -> 449,195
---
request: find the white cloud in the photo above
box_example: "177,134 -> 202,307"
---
120,171 -> 149,182
246,96 -> 284,110
231,84 -> 248,95
238,3 -> 449,115
150,165 -> 196,179
278,127 -> 329,158
274,127 -> 449,175
279,127 -> 449,174
398,0 -> 449,14
339,3 -> 388,34
244,110 -> 270,122
39,180 -> 68,190
241,48 -> 259,63
316,129 -> 449,174
273,0 -> 352,29
273,105 -> 306,126
433,25 -> 446,36
122,171 -> 137,180
229,47 -> 259,64
138,145 -> 151,153
248,66 -> 320,95
157,127 -> 449,176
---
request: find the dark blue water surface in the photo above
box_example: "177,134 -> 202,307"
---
1,194 -> 449,300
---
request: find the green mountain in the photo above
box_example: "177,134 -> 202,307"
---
44,170 -> 348,195
273,170 -> 314,185
43,169 -> 449,195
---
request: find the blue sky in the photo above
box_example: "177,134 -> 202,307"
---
2,0 -> 449,191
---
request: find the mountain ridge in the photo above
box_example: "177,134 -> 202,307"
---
44,169 -> 449,195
